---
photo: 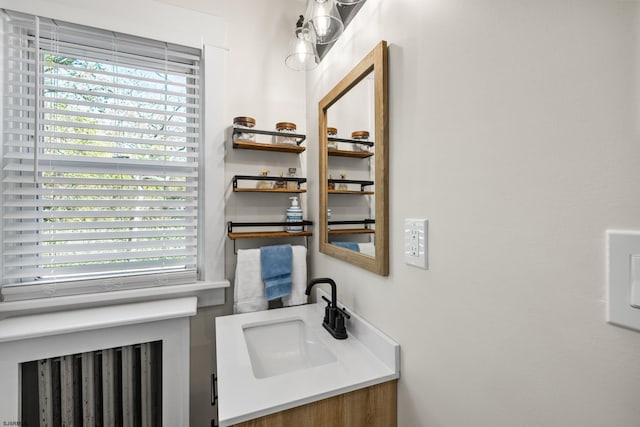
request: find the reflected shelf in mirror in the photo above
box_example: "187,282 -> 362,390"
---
328,219 -> 375,236
328,136 -> 374,147
328,178 -> 373,195
328,148 -> 373,158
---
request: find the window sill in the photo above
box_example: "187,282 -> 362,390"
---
0,280 -> 229,321
0,296 -> 198,343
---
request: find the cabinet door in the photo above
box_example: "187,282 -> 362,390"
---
231,380 -> 397,427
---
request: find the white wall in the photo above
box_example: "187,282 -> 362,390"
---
156,0 -> 310,279
308,1 -> 640,426
147,2 -> 309,424
154,0 -> 307,126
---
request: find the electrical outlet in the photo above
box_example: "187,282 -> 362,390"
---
409,229 -> 419,256
404,218 -> 428,269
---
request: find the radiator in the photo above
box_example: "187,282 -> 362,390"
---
21,341 -> 162,427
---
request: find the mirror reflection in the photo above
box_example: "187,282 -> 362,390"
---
318,40 -> 388,276
326,71 -> 376,255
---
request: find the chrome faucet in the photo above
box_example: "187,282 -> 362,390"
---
305,277 -> 351,339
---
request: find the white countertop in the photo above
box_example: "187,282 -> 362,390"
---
215,292 -> 400,426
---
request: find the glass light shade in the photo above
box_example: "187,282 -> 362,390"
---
285,26 -> 319,71
336,0 -> 364,4
306,0 -> 344,45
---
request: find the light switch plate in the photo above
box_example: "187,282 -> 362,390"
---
631,255 -> 640,308
404,218 -> 428,269
607,230 -> 640,331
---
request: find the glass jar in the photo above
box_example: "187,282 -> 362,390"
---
351,130 -> 370,152
256,169 -> 273,189
338,173 -> 348,191
275,122 -> 297,145
233,116 -> 256,142
327,127 -> 338,149
286,167 -> 298,190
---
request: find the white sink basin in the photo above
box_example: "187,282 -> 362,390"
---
216,295 -> 400,426
242,317 -> 337,379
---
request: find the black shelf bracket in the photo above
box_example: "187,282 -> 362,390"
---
328,136 -> 374,147
233,175 -> 307,190
227,220 -> 313,233
328,178 -> 374,192
232,126 -> 307,145
227,220 -> 314,254
328,219 -> 375,229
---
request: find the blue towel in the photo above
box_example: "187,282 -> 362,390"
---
260,244 -> 293,301
332,241 -> 360,252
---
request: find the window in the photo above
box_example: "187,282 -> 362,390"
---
1,11 -> 202,301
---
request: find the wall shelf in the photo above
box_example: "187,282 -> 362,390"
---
227,220 -> 313,253
232,127 -> 306,152
228,220 -> 313,235
232,140 -> 306,153
233,175 -> 307,193
229,124 -> 309,253
235,188 -> 306,194
228,230 -> 313,239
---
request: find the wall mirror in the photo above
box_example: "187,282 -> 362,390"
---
318,40 -> 388,276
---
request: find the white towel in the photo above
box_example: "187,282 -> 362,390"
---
233,245 -> 308,313
359,242 -> 375,256
281,245 -> 307,307
234,248 -> 268,314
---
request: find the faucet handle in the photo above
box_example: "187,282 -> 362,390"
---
336,305 -> 350,319
334,305 -> 350,339
321,296 -> 350,318
321,296 -> 331,324
335,314 -> 346,337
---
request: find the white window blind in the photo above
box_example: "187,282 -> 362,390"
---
1,10 -> 202,300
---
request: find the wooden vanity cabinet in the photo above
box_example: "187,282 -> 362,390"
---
230,380 -> 397,427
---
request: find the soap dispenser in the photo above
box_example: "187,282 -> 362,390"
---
286,196 -> 303,232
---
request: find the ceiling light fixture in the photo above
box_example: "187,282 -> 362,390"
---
285,15 -> 319,71
285,0 -> 367,71
306,0 -> 344,45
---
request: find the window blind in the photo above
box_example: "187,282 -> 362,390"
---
1,10 -> 202,300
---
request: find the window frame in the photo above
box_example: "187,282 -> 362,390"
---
0,9 -> 227,304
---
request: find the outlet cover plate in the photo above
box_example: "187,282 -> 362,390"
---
607,230 -> 640,332
404,218 -> 428,269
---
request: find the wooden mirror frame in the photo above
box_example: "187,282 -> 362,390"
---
318,40 -> 389,276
